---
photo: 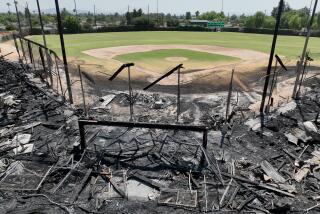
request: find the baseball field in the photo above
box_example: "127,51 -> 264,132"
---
29,31 -> 320,91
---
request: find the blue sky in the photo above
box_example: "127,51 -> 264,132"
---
0,0 -> 315,15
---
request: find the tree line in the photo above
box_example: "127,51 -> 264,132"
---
0,1 -> 319,34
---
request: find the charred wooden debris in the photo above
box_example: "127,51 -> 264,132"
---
0,57 -> 320,213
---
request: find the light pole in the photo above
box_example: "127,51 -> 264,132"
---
73,0 -> 79,33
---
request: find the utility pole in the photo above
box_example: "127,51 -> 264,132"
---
157,0 -> 159,26
292,0 -> 318,99
260,0 -> 284,123
73,0 -> 79,33
7,3 -> 11,15
94,4 -> 97,27
148,4 -> 150,25
54,0 -> 73,104
74,0 -> 78,17
222,0 -> 224,12
26,2 -> 33,35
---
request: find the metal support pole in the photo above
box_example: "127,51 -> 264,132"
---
55,0 -> 73,104
27,41 -> 35,69
128,66 -> 133,121
78,65 -> 87,116
200,130 -> 208,166
39,47 -> 48,84
260,0 -> 284,124
14,1 -> 27,63
13,34 -> 21,61
177,67 -> 181,122
297,55 -> 310,96
53,54 -> 64,96
226,69 -> 235,120
26,3 -> 33,35
266,60 -> 278,113
292,0 -> 318,99
79,122 -> 86,153
36,0 -> 53,87
36,0 -> 47,48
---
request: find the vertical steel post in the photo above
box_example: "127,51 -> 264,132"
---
260,0 -> 284,124
13,34 -> 21,61
177,67 -> 181,122
55,0 -> 73,104
14,1 -> 27,63
36,0 -> 53,87
78,65 -> 87,116
226,69 -> 235,120
27,41 -> 35,69
128,66 -> 133,121
297,55 -> 310,96
200,130 -> 208,166
266,60 -> 278,113
53,54 -> 64,96
26,3 -> 33,35
39,47 -> 48,83
78,122 -> 86,152
292,0 -> 318,99
36,0 -> 47,50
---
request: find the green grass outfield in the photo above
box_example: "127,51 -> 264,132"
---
115,49 -> 239,62
31,31 -> 320,60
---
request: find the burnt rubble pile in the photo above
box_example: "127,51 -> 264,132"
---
0,58 -> 320,213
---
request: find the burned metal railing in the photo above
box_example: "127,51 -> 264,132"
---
109,63 -> 135,121
13,34 -> 71,102
144,64 -> 184,122
78,119 -> 209,166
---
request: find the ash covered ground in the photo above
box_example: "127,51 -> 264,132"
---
0,57 -> 320,214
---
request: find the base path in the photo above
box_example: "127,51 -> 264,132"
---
83,44 -> 268,61
83,45 -> 270,86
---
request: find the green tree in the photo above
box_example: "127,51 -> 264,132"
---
254,11 -> 265,28
230,14 -> 237,22
244,16 -> 255,28
263,16 -> 276,28
195,11 -> 200,18
125,12 -> 132,25
132,16 -> 154,27
317,13 -> 320,29
64,15 -> 80,33
288,14 -> 301,30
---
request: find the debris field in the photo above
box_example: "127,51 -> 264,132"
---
0,55 -> 320,214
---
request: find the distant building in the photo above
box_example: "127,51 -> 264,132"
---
188,20 -> 209,27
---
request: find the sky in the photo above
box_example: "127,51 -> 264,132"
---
0,0 -> 315,15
